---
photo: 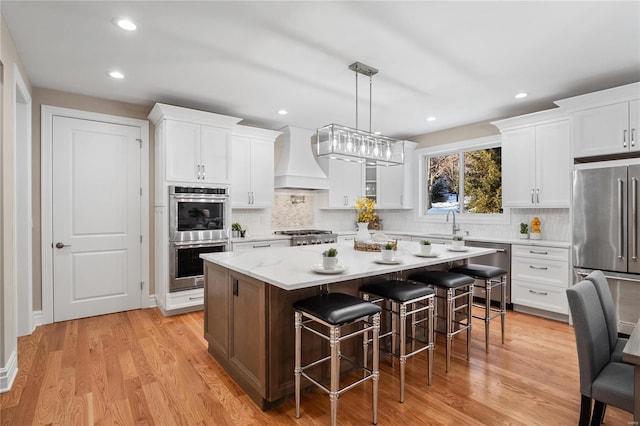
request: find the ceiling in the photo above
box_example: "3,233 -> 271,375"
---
2,1 -> 639,139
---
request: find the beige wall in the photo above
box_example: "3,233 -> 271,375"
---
31,88 -> 155,310
1,15 -> 33,372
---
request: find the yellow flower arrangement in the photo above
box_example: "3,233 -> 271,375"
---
354,196 -> 377,223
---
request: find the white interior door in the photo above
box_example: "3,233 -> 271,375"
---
52,116 -> 142,322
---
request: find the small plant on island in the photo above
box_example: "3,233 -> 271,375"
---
383,242 -> 394,250
323,248 -> 338,257
421,240 -> 431,245
453,235 -> 463,241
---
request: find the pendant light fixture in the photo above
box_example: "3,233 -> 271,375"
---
316,62 -> 404,166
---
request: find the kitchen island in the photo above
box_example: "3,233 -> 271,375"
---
200,241 -> 494,409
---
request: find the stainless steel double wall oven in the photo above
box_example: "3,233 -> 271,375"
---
169,186 -> 230,292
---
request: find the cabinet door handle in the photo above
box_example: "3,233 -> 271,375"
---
536,188 -> 540,204
618,178 -> 624,260
632,177 -> 638,261
531,189 -> 535,204
252,244 -> 271,248
529,289 -> 548,296
632,128 -> 636,147
189,296 -> 204,300
197,164 -> 201,179
233,278 -> 239,296
529,265 -> 548,270
529,250 -> 548,255
623,129 -> 628,148
202,164 -> 206,180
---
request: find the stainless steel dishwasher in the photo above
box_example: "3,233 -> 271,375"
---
464,240 -> 512,307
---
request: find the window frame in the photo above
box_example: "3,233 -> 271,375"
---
414,135 -> 510,225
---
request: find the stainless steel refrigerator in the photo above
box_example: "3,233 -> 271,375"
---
573,159 -> 639,334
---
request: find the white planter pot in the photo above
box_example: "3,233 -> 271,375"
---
420,244 -> 432,255
323,256 -> 338,270
381,248 -> 394,261
452,240 -> 464,249
519,233 -> 529,239
530,233 -> 542,240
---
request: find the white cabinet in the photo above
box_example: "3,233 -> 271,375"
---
511,244 -> 569,316
232,239 -> 290,252
571,100 -> 640,157
318,157 -> 363,208
376,142 -> 417,209
494,110 -> 570,208
555,82 -> 640,158
164,120 -> 233,184
231,126 -> 281,208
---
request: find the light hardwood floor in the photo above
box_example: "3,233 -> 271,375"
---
1,308 -> 632,425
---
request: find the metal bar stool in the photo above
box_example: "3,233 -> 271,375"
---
293,292 -> 382,426
360,279 -> 435,402
450,264 -> 507,353
407,271 -> 474,373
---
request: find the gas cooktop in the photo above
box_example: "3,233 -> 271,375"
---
274,229 -> 338,245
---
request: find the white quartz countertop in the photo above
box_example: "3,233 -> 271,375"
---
201,241 -> 495,291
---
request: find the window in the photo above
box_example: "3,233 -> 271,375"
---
418,137 -> 503,219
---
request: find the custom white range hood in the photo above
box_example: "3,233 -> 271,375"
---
274,126 -> 329,190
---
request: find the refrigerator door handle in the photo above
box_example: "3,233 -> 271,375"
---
632,177 -> 638,261
618,178 -> 624,260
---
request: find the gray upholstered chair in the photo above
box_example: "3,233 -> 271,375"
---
566,280 -> 634,426
584,270 -> 629,363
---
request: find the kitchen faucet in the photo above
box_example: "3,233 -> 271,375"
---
446,210 -> 460,235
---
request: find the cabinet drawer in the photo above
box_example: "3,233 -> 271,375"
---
233,239 -> 290,252
512,257 -> 568,288
166,288 -> 204,311
512,280 -> 568,314
512,244 -> 568,261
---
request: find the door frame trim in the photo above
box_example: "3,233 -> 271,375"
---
41,105 -> 150,324
13,64 -> 33,336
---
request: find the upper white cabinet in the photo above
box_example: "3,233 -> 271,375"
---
231,126 -> 281,208
149,103 -> 242,205
164,120 -> 231,184
493,110 -> 570,208
376,141 -> 417,209
318,157 -> 363,208
555,82 -> 640,158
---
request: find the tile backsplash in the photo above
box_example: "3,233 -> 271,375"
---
233,190 -> 571,242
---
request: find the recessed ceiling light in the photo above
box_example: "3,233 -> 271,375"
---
109,70 -> 125,79
114,18 -> 137,31
426,116 -> 437,122
277,109 -> 288,115
515,92 -> 528,99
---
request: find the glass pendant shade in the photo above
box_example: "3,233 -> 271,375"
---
316,124 -> 404,166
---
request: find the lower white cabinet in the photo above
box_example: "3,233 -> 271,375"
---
511,244 -> 569,315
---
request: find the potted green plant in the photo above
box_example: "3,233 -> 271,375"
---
419,239 -> 432,255
322,248 -> 339,270
452,235 -> 464,249
381,242 -> 395,261
519,223 -> 529,239
231,222 -> 242,238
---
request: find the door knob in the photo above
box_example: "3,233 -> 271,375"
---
55,242 -> 68,249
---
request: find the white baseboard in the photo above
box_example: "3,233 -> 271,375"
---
0,350 -> 18,393
32,310 -> 43,331
149,294 -> 157,308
